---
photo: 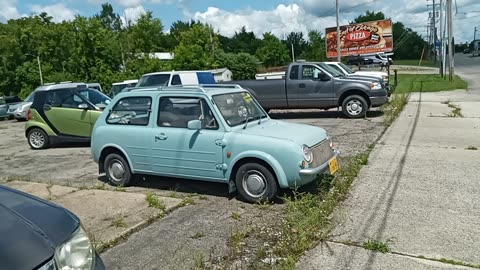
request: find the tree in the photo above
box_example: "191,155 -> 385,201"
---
256,32 -> 290,67
172,24 -> 222,70
217,53 -> 260,80
229,27 -> 261,55
285,32 -> 307,60
126,11 -> 165,54
95,3 -> 122,32
351,10 -> 386,24
300,30 -> 326,61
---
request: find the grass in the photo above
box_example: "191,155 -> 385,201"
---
446,103 -> 464,118
381,94 -> 409,125
466,146 -> 478,150
392,74 -> 467,94
252,151 -> 372,268
193,253 -> 205,269
394,59 -> 438,67
111,216 -> 128,228
145,192 -> 166,210
179,196 -> 195,207
114,186 -> 126,192
362,239 -> 391,253
198,195 -> 208,200
231,212 -> 241,220
230,228 -> 252,255
191,231 -> 206,239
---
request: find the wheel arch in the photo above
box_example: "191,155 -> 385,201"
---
227,151 -> 289,189
338,89 -> 371,107
98,145 -> 133,174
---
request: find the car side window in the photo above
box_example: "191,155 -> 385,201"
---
329,65 -> 344,74
158,97 -> 218,130
45,90 -> 80,108
171,75 -> 182,85
301,65 -> 323,80
106,97 -> 151,126
289,65 -> 299,80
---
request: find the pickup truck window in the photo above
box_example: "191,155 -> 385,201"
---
137,74 -> 170,87
171,75 -> 182,85
301,65 -> 323,80
212,92 -> 266,127
158,97 -> 218,130
318,62 -> 344,77
290,65 -> 299,80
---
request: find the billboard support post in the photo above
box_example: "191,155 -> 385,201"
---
336,0 -> 341,62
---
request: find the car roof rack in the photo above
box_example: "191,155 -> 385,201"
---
125,84 -> 244,94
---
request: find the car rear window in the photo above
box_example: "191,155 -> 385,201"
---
107,97 -> 152,126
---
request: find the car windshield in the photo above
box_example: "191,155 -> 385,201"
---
78,89 -> 111,107
318,62 -> 344,78
136,74 -> 170,87
111,84 -> 128,96
213,92 -> 267,127
24,92 -> 35,102
338,63 -> 355,74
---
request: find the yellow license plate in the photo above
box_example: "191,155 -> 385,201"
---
329,157 -> 339,175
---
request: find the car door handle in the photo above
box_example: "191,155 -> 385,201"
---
44,105 -> 52,111
299,83 -> 306,88
155,133 -> 168,141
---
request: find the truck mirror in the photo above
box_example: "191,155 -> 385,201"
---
319,73 -> 331,81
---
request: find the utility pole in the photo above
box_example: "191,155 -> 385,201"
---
291,43 -> 295,62
439,0 -> 443,77
473,27 -> 477,57
37,55 -> 43,86
447,0 -> 454,81
336,0 -> 341,62
433,0 -> 437,63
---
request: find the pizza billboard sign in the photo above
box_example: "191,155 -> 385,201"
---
325,19 -> 393,58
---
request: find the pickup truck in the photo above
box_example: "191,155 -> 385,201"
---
228,62 -> 389,118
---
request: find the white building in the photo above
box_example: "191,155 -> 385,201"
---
207,68 -> 233,82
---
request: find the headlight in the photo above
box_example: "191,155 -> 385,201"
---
370,82 -> 382,90
302,145 -> 313,163
55,226 -> 95,270
326,134 -> 334,149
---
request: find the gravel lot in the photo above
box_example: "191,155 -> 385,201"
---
0,107 -> 386,269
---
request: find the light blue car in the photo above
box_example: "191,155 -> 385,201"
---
91,85 -> 340,202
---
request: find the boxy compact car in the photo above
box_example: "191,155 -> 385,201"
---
0,184 -> 104,270
25,83 -> 111,149
91,85 -> 340,202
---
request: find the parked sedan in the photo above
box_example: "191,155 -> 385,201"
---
11,91 -> 36,121
0,97 -> 7,120
0,184 -> 104,270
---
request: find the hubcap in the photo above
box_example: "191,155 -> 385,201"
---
346,99 -> 363,116
108,160 -> 125,182
29,131 -> 45,148
242,170 -> 267,198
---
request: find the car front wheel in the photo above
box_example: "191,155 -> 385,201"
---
104,153 -> 132,186
235,163 -> 278,203
342,95 -> 368,118
28,128 -> 49,149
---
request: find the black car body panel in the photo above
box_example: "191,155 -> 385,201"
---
0,185 -> 104,270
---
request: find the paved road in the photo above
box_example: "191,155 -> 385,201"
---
298,55 -> 480,269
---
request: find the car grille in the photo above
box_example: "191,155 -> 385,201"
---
310,140 -> 334,168
38,258 -> 56,270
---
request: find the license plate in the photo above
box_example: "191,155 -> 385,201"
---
329,157 -> 339,175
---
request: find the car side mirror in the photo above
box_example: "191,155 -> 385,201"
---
78,103 -> 89,110
319,73 -> 331,81
187,119 -> 202,130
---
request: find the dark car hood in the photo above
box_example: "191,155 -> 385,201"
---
0,185 -> 79,270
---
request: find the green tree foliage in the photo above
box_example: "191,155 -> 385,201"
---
300,30 -> 327,61
217,52 -> 260,80
284,32 -> 307,59
256,32 -> 290,68
351,10 -> 386,24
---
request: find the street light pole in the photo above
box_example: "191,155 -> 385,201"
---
447,0 -> 454,81
336,0 -> 341,62
36,55 -> 43,86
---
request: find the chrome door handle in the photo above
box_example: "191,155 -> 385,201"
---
155,133 -> 168,141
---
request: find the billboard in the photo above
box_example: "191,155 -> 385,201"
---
325,19 -> 393,58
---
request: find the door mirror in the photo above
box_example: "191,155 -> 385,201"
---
187,119 -> 202,130
319,73 -> 331,81
78,103 -> 89,110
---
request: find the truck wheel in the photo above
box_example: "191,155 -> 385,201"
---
235,163 -> 278,203
342,95 -> 368,118
104,153 -> 132,187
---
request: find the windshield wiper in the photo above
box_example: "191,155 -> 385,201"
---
243,109 -> 251,129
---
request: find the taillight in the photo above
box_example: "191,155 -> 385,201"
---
27,109 -> 32,120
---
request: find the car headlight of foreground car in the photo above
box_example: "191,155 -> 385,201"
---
370,82 -> 382,90
302,145 -> 313,163
55,226 -> 95,270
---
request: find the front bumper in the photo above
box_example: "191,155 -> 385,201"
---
370,96 -> 388,107
297,150 -> 341,184
14,110 -> 27,119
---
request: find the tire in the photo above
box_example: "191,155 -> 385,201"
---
342,95 -> 368,119
27,128 -> 49,149
235,163 -> 278,203
104,153 -> 132,187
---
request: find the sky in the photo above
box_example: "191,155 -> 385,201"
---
1,0 -> 480,44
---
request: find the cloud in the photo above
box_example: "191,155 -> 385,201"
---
122,5 -> 146,26
0,0 -> 21,21
31,3 -> 76,22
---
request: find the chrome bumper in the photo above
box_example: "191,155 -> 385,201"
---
299,150 -> 340,176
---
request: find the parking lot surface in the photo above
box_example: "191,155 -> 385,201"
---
0,108 -> 386,269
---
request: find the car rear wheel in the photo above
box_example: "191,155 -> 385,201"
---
28,128 -> 49,150
235,163 -> 278,203
342,95 -> 368,118
104,153 -> 132,186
